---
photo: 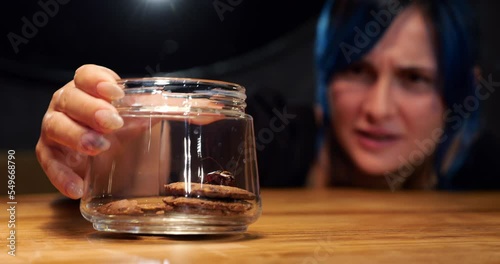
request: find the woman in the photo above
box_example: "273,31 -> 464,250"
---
309,0 -> 499,190
36,0 -> 499,199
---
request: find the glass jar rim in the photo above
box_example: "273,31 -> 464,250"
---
114,77 -> 248,115
117,77 -> 246,100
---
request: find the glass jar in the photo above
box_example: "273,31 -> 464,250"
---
80,78 -> 261,235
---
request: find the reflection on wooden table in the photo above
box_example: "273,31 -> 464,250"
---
2,189 -> 500,263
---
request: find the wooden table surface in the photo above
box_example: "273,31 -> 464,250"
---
2,189 -> 500,264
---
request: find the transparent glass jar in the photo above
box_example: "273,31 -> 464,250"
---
80,78 -> 261,235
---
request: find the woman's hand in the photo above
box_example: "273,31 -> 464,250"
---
36,64 -> 124,199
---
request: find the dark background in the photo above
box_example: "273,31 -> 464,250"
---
1,1 -> 499,193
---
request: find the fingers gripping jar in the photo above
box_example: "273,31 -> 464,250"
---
80,78 -> 261,235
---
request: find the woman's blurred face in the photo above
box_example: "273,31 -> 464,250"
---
329,6 -> 444,177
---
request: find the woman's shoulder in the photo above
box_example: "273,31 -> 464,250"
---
451,131 -> 500,190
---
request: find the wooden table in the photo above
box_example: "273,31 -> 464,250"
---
2,189 -> 500,263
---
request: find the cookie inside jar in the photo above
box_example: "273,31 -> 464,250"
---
95,182 -> 258,217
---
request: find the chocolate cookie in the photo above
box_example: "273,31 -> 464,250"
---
97,198 -> 173,215
162,196 -> 254,215
164,182 -> 256,200
97,199 -> 143,215
137,202 -> 172,213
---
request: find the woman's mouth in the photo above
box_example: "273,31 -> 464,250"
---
355,129 -> 401,151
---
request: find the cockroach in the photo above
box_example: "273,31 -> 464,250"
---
200,157 -> 236,186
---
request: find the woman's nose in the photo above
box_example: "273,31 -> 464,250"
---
361,76 -> 397,123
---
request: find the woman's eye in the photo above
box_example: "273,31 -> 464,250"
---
346,64 -> 366,75
399,70 -> 435,92
339,63 -> 375,83
406,73 -> 428,83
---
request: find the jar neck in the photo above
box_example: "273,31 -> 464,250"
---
114,78 -> 247,115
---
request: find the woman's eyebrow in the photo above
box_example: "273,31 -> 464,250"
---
396,65 -> 437,75
346,59 -> 372,69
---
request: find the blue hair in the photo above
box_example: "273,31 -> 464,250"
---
315,0 -> 480,189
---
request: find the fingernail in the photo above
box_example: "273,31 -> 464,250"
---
66,181 -> 83,199
95,109 -> 124,130
96,82 -> 124,100
81,131 -> 111,153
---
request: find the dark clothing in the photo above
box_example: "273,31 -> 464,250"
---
450,132 -> 500,190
